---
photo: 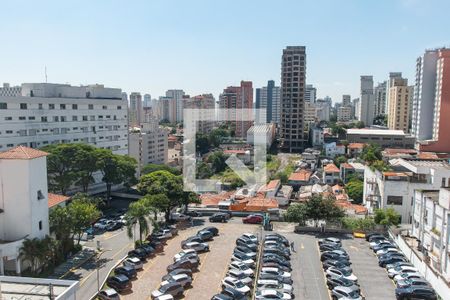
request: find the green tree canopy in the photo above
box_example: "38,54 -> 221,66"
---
67,194 -> 101,244
334,155 -> 347,167
345,179 -> 364,204
207,151 -> 228,173
374,208 -> 401,226
360,143 -> 382,164
125,199 -> 151,242
142,163 -> 181,175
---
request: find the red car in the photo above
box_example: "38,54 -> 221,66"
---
242,215 -> 263,224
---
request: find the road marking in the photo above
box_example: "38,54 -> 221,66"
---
301,243 -> 305,250
316,242 -> 332,300
350,245 -> 359,251
184,251 -> 210,299
103,230 -> 125,241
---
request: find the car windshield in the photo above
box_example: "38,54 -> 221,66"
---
348,290 -> 360,298
341,269 -> 351,276
235,281 -> 245,288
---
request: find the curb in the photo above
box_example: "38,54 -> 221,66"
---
88,255 -> 128,300
57,249 -> 96,279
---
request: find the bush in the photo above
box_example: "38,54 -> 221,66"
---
342,217 -> 375,231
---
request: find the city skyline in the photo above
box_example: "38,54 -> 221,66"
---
1,0 -> 450,102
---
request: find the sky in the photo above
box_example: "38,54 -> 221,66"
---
1,0 -> 449,103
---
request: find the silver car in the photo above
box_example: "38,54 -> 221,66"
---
331,286 -> 363,300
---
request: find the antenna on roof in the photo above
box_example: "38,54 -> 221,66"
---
45,66 -> 48,83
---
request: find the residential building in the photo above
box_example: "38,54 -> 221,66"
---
280,46 -> 307,153
159,96 -> 177,123
309,126 -> 324,147
352,98 -> 360,120
259,179 -> 281,198
255,80 -> 281,124
323,163 -> 340,184
315,99 -> 331,122
385,72 -> 403,113
305,84 -> 317,103
337,106 -> 352,122
0,83 -> 128,154
166,89 -> 186,123
304,101 -> 317,124
143,93 -> 151,107
340,163 -> 355,183
414,48 -> 450,152
184,94 -> 215,134
374,81 -> 387,116
411,187 -> 450,282
347,142 -> 365,157
246,123 -> 276,147
345,128 -> 415,148
363,157 -> 450,223
0,83 -> 21,97
129,92 -> 143,127
0,146 -> 50,275
324,142 -> 345,158
0,276 -> 78,299
128,121 -> 168,178
358,76 -> 375,126
219,81 -> 253,139
288,169 -> 312,190
387,77 -> 413,133
342,94 -> 351,107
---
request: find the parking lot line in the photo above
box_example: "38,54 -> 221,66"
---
183,251 -> 210,299
317,244 -> 332,300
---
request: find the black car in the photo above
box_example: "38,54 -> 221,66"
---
369,235 -> 388,243
322,259 -> 351,269
182,236 -> 203,247
378,252 -> 405,261
218,211 -> 232,219
321,251 -> 349,262
320,243 -> 343,252
186,211 -> 202,217
106,274 -> 132,292
201,226 -> 219,236
395,286 -> 437,300
365,233 -> 385,241
262,256 -> 291,268
211,294 -> 233,300
209,213 -> 227,223
106,221 -> 123,231
379,255 -> 407,267
235,245 -> 256,254
197,230 -> 214,241
264,247 -> 290,259
147,241 -> 164,252
236,239 -> 258,251
167,258 -> 199,272
138,244 -> 155,256
114,266 -> 137,279
327,276 -> 360,291
373,242 -> 396,252
258,273 -> 293,285
166,268 -> 193,278
220,286 -> 247,300
128,248 -> 148,260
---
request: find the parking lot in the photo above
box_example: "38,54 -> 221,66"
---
121,217 -> 260,299
342,238 -> 396,300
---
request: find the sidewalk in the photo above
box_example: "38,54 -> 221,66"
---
49,247 -> 96,279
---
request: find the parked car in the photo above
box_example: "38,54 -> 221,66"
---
161,273 -> 192,288
97,288 -> 120,300
263,247 -> 290,259
211,294 -> 233,300
318,237 -> 342,247
114,265 -> 137,279
221,276 -> 251,295
396,278 -> 431,289
320,243 -> 343,252
186,211 -> 202,217
201,226 -> 219,236
151,282 -> 184,299
182,241 -> 209,253
174,249 -> 198,262
331,286 -> 363,300
235,245 -> 257,257
255,289 -> 292,299
378,255 -> 407,267
234,249 -> 256,260
326,267 -> 358,282
123,257 -> 143,270
365,233 -> 385,241
181,236 -> 203,247
128,248 -> 148,260
152,229 -> 173,240
373,242 -> 396,252
263,253 -> 290,263
106,275 -> 132,292
322,259 -> 351,270
395,286 -> 437,300
147,241 -> 164,252
262,262 -> 292,272
257,279 -> 293,294
388,266 -> 419,278
394,272 -> 424,283
231,252 -> 255,267
236,239 -> 258,251
94,219 -> 113,230
138,244 -> 155,256
209,213 -> 228,223
106,221 -> 122,231
164,268 -> 193,278
386,261 -> 414,270
327,276 -> 360,292
264,235 -> 289,247
369,239 -> 391,249
229,261 -> 255,277
242,214 -> 263,224
226,269 -> 253,286
167,258 -> 199,272
154,295 -> 174,300
197,230 -> 214,241
260,267 -> 291,278
171,213 -> 192,222
321,251 -> 349,262
263,256 -> 292,268
258,273 -> 293,285
219,287 -> 247,300
241,233 -> 259,243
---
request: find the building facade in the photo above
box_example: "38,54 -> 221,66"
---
374,81 -> 387,116
337,106 -> 352,122
0,83 -> 128,154
358,76 -> 375,126
387,77 -> 413,133
346,128 -> 415,148
342,94 -> 351,107
255,80 -> 281,124
129,92 -> 143,127
219,81 -> 253,139
305,84 -> 317,103
184,94 -> 215,134
166,89 -> 186,123
280,46 -> 307,153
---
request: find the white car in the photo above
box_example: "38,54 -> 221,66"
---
154,295 -> 174,300
394,272 -> 423,283
255,289 -> 292,299
182,241 -> 209,253
160,274 -> 192,288
123,257 -> 143,270
227,269 -> 253,286
326,267 -> 358,282
257,279 -> 293,294
171,213 -> 192,221
94,219 -> 113,230
221,276 -> 251,294
376,248 -> 400,257
174,249 -> 198,262
242,233 -> 259,244
260,267 -> 291,278
369,240 -> 390,249
388,266 -> 419,278
229,261 -> 255,277
231,254 -> 255,268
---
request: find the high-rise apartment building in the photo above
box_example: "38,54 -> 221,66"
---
342,95 -> 351,107
0,83 -> 128,154
305,84 -> 317,103
358,76 -> 375,126
387,77 -> 412,133
385,72 -> 403,113
255,80 -> 281,124
280,46 -> 306,153
166,89 -> 186,123
129,92 -> 143,127
219,81 -> 253,138
374,81 -> 387,116
143,94 -> 152,108
159,96 -> 177,123
184,94 -> 216,134
337,106 -> 352,122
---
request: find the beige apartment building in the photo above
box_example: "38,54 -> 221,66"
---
387,77 -> 413,133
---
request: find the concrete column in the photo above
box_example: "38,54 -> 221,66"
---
15,256 -> 21,275
0,254 -> 4,275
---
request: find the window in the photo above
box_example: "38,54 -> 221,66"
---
37,190 -> 45,200
72,116 -> 78,121
49,104 -> 55,109
88,104 -> 94,110
387,196 -> 403,205
38,103 -> 43,109
19,116 -> 26,120
53,116 -> 59,122
61,116 -> 67,122
72,104 -> 78,110
442,178 -> 446,188
4,117 -> 12,121
39,221 -> 43,230
0,102 -> 7,109
41,116 -> 48,122
60,104 -> 66,110
117,105 -> 122,110
28,116 -> 35,120
102,105 -> 107,110
90,115 -> 95,121
20,103 -> 27,109
6,130 -> 13,134
82,115 -> 88,121
7,143 -> 13,147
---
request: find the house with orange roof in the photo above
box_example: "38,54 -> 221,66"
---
230,195 -> 279,212
335,200 -> 367,218
323,163 -> 340,184
288,169 -> 312,190
258,179 -> 281,198
339,162 -> 355,183
48,193 -> 71,209
347,143 -> 365,157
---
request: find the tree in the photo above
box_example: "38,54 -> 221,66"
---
73,144 -> 99,193
334,155 -> 347,168
19,238 -> 43,274
209,128 -> 230,147
67,194 -> 101,245
142,193 -> 169,222
342,217 -> 375,231
98,150 -> 137,205
345,179 -> 364,204
49,205 -> 73,258
373,114 -> 387,126
125,200 -> 151,242
355,121 -> 365,128
181,192 -> 200,213
142,163 -> 181,176
196,133 -> 210,154
197,161 -> 213,179
374,208 -> 401,226
208,151 -> 228,173
284,203 -> 308,225
137,171 -> 184,222
305,195 -> 344,226
42,144 -> 78,195
360,143 -> 382,164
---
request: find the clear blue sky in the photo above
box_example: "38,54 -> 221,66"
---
1,0 -> 449,103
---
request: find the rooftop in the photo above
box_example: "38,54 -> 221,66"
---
348,143 -> 365,149
0,146 -> 48,160
48,193 -> 70,208
340,163 -> 354,169
259,180 -> 281,192
324,163 -> 340,173
346,128 -> 406,136
288,169 -> 312,182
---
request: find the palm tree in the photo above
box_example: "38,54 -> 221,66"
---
125,200 -> 151,243
19,238 -> 42,274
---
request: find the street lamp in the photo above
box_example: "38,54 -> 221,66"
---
96,244 -> 112,293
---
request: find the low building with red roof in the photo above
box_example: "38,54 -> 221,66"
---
48,193 -> 71,209
258,179 -> 281,198
347,143 -> 365,157
323,163 -> 340,185
288,169 -> 312,189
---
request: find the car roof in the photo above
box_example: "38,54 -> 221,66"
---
160,281 -> 181,290
334,286 -> 353,293
259,289 -> 278,296
113,274 -> 129,281
103,288 -> 118,295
